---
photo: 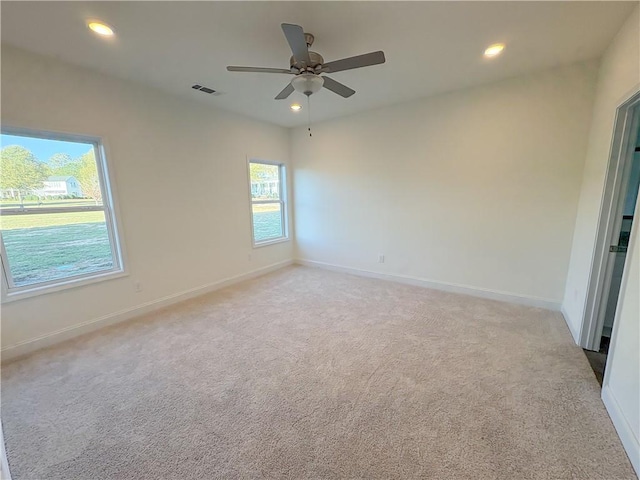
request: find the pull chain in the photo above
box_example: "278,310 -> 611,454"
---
307,95 -> 312,137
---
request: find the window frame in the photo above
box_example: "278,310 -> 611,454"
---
0,126 -> 126,301
248,159 -> 288,248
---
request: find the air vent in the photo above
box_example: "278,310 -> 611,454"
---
192,84 -> 216,94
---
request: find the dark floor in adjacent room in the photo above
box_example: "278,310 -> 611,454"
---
583,336 -> 610,386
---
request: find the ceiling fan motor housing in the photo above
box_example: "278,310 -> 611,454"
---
290,51 -> 324,71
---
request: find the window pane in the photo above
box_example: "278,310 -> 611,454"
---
250,163 -> 280,200
0,132 -> 119,291
1,133 -> 103,207
252,203 -> 283,243
1,211 -> 114,287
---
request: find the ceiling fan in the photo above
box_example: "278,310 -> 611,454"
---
227,23 -> 386,100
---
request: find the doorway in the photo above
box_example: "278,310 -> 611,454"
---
581,90 -> 640,384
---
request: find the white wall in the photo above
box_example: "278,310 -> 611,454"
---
562,8 -> 640,341
0,46 -> 293,356
292,62 -> 598,307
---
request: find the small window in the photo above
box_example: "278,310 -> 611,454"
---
249,160 -> 287,246
0,128 -> 124,296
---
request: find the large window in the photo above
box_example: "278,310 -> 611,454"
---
0,128 -> 123,297
249,160 -> 287,246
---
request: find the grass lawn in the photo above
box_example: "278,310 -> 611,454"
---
1,211 -> 112,287
2,221 -> 114,287
0,211 -> 105,230
252,205 -> 283,242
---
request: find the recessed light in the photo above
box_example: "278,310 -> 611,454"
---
88,21 -> 114,37
290,103 -> 302,112
484,43 -> 505,58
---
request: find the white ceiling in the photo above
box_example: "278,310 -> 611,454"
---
1,1 -> 635,128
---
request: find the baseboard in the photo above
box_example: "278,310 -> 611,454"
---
560,305 -> 581,345
602,385 -> 640,476
296,259 -> 561,311
1,260 -> 293,362
0,419 -> 11,480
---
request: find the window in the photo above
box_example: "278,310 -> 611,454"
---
249,160 -> 287,246
0,128 -> 123,297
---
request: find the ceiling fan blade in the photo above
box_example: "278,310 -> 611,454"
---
323,51 -> 386,73
281,23 -> 311,65
275,83 -> 295,100
227,66 -> 293,74
322,76 -> 355,98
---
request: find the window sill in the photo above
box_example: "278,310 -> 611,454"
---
2,269 -> 128,304
253,237 -> 290,249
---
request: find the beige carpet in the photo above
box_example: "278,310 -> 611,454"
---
1,266 -> 636,479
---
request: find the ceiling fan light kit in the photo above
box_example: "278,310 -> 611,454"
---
292,73 -> 324,96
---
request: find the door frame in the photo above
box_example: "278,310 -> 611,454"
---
580,87 -> 640,351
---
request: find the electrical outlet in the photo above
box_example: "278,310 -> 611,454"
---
378,254 -> 385,263
135,281 -> 143,293
248,253 -> 252,261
